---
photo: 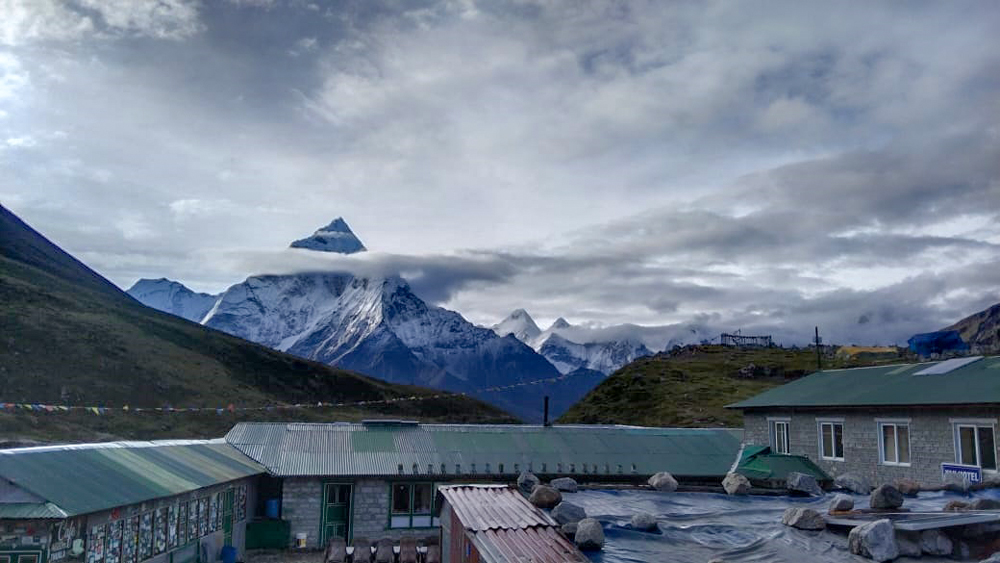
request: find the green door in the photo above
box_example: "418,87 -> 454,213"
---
321,483 -> 352,544
222,488 -> 235,547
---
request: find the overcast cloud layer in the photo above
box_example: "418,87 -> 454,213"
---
2,0 -> 999,346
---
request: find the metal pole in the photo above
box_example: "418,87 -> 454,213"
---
815,326 -> 822,371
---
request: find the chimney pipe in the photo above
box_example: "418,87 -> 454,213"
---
543,396 -> 550,427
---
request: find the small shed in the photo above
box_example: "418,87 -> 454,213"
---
437,485 -> 588,563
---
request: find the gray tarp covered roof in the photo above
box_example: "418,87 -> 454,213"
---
225,422 -> 742,479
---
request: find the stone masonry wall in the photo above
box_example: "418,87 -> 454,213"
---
351,480 -> 438,544
744,407 -> 1000,487
281,478 -> 322,548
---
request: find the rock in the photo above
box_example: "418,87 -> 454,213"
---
829,494 -> 854,513
517,471 -> 540,495
574,518 -> 605,551
848,519 -> 899,562
648,472 -> 678,492
835,472 -> 873,495
786,472 -> 823,497
980,553 -> 1000,563
943,473 -> 971,493
896,531 -> 921,558
561,522 -> 578,537
870,485 -> 904,510
629,512 -> 658,532
971,498 -> 1000,510
896,478 -> 921,497
781,507 -> 826,530
722,472 -> 751,496
550,477 -> 578,493
944,500 -> 970,512
528,485 -> 562,509
920,529 -> 953,556
551,502 -> 586,525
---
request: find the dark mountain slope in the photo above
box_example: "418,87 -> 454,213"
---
943,302 -> 1000,353
0,205 -> 512,443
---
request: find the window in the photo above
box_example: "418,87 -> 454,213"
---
389,483 -> 437,528
878,422 -> 910,466
818,420 -> 845,461
955,422 -> 997,471
769,419 -> 790,454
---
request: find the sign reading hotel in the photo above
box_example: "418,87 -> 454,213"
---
941,463 -> 982,483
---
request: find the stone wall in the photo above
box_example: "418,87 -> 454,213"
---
744,407 -> 1000,486
280,478 -> 322,548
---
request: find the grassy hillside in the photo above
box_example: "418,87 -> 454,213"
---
0,205 -> 513,444
557,345 -> 909,427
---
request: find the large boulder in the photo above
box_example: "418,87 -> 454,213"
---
648,472 -> 678,492
561,522 -> 578,537
944,500 -> 970,512
781,507 -> 826,530
835,473 -> 873,495
870,485 -> 904,510
920,529 -> 953,556
970,498 -> 1000,510
517,471 -> 540,495
896,478 -> 921,497
787,472 -> 823,497
551,502 -> 586,525
574,518 -> 605,551
722,472 -> 751,496
848,519 -> 899,562
550,477 -> 578,493
629,512 -> 658,532
829,494 -> 854,513
528,485 -> 562,509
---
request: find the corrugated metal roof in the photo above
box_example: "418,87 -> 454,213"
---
225,422 -> 742,478
469,526 -> 589,563
439,485 -> 555,531
0,439 -> 265,517
728,356 -> 1000,409
0,502 -> 69,519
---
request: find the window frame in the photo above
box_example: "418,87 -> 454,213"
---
388,482 -> 438,529
768,417 -> 791,454
816,418 -> 845,461
876,419 -> 911,467
951,419 -> 998,472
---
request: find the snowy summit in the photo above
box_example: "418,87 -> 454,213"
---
289,217 -> 366,254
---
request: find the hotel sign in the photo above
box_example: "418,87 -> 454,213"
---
941,463 -> 982,483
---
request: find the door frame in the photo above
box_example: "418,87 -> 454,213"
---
320,482 -> 354,546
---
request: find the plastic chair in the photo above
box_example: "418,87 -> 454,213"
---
351,538 -> 372,563
374,538 -> 394,563
424,545 -> 441,563
399,536 -> 417,563
325,538 -> 347,563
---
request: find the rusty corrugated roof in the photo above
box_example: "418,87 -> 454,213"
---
470,527 -> 590,563
438,485 -> 555,531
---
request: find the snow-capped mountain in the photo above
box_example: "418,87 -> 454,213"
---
289,217 -> 366,254
126,278 -> 219,323
128,219 -> 581,422
538,333 -> 653,375
491,309 -> 541,343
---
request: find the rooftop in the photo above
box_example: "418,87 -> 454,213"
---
225,422 -> 743,479
728,355 -> 1000,409
0,439 -> 264,517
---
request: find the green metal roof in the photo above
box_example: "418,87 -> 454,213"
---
0,502 -> 68,519
728,356 -> 1000,409
225,422 -> 743,479
0,439 -> 265,517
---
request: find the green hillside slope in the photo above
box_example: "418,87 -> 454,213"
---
0,205 -> 513,443
557,345 -> 907,427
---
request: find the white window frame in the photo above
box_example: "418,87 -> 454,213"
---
768,417 -> 791,454
951,418 -> 998,473
876,419 -> 911,467
816,418 -> 845,461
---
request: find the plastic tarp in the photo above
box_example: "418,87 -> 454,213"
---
907,331 -> 968,357
735,445 -> 833,486
564,488 -> 1000,563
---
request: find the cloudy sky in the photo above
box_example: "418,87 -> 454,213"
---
2,0 -> 999,346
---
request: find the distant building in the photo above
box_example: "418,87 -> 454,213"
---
437,485 -> 587,563
224,421 -> 742,548
728,356 -> 1000,486
0,440 -> 261,563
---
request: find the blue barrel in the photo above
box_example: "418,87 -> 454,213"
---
265,499 -> 280,519
221,546 -> 237,563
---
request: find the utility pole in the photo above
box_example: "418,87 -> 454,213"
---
815,326 -> 822,370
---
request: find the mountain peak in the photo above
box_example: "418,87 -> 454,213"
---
551,317 -> 572,330
492,308 -> 541,343
289,217 -> 367,254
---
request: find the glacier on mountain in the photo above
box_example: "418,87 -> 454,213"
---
126,278 -> 219,323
